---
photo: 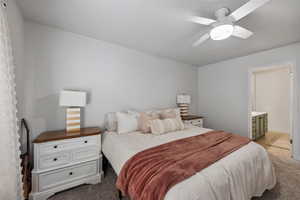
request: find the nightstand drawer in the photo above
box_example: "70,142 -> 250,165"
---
39,152 -> 71,170
73,147 -> 99,162
39,135 -> 99,156
191,119 -> 203,125
185,119 -> 203,124
184,118 -> 203,127
39,161 -> 98,191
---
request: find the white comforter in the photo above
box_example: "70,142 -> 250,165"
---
102,125 -> 276,200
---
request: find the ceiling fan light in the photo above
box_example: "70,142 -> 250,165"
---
210,24 -> 234,40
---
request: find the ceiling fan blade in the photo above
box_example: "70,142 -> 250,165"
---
230,0 -> 271,21
193,33 -> 210,46
189,16 -> 216,26
232,26 -> 253,39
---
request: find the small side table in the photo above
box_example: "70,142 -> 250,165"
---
29,127 -> 103,200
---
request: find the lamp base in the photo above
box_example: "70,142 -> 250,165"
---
66,107 -> 81,133
177,103 -> 189,117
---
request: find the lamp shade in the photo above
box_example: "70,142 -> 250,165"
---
177,94 -> 191,104
59,90 -> 86,107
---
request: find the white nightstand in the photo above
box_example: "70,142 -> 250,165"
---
182,115 -> 204,128
29,127 -> 103,200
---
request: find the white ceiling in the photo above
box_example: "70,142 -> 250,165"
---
17,0 -> 300,66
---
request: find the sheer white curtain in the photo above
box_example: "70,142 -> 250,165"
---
0,0 -> 23,199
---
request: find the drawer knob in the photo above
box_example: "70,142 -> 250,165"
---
53,158 -> 57,161
84,141 -> 88,144
69,172 -> 73,176
53,145 -> 58,149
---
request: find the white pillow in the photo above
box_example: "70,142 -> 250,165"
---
116,112 -> 139,134
127,110 -> 140,117
104,112 -> 118,131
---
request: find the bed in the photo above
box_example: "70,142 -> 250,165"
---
102,124 -> 276,200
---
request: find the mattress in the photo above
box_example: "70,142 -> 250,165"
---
102,125 -> 276,200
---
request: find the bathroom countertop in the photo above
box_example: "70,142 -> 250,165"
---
252,111 -> 267,117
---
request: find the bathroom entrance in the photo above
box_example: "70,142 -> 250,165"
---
249,64 -> 294,156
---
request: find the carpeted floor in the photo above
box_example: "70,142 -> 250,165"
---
252,153 -> 300,199
49,147 -> 300,200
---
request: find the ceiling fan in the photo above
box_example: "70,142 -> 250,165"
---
189,0 -> 271,46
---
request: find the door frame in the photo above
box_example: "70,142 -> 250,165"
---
248,62 -> 296,156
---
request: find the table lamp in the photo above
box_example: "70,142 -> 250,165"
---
177,94 -> 191,117
59,90 -> 87,133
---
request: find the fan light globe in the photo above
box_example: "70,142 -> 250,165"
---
210,24 -> 234,40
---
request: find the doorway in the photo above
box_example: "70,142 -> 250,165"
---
248,64 -> 294,157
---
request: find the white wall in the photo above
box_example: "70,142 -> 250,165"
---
198,43 -> 300,160
24,21 -> 198,139
254,67 -> 290,133
7,0 -> 24,118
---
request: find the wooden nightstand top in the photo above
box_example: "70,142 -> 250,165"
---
33,127 -> 101,143
182,115 -> 203,121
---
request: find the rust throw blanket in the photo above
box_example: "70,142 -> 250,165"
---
116,131 -> 251,200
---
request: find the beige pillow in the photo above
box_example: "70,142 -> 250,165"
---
159,108 -> 181,119
160,110 -> 177,119
150,118 -> 185,135
138,112 -> 160,133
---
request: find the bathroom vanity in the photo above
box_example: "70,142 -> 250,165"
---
252,112 -> 268,140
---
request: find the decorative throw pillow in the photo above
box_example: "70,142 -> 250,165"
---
150,118 -> 185,135
160,108 -> 181,120
138,112 -> 160,133
160,110 -> 177,119
116,112 -> 139,134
